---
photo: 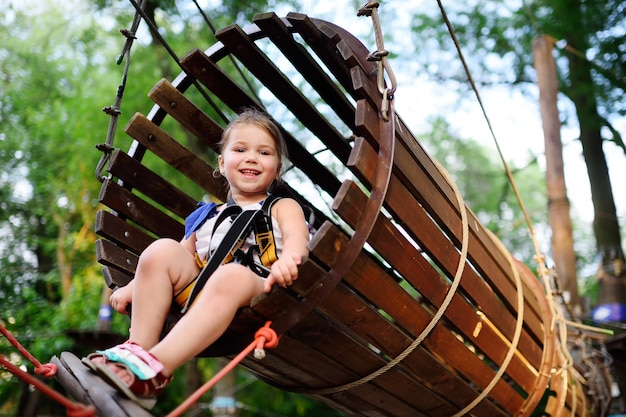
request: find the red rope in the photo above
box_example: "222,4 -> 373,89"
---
1,323 -> 97,417
165,321 -> 279,417
0,322 -> 56,376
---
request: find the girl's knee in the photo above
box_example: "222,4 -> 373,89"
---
137,238 -> 195,278
139,239 -> 180,264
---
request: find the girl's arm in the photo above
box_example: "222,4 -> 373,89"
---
265,198 -> 310,292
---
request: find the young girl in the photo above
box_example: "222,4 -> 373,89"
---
84,108 -> 310,408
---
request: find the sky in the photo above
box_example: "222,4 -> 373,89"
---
273,0 -> 626,232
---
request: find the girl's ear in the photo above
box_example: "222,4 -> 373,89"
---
218,154 -> 225,174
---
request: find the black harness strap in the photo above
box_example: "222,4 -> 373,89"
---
179,195 -> 281,314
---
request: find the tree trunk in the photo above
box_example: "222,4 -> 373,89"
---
563,0 -> 626,322
533,35 -> 581,315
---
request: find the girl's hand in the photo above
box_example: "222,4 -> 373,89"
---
109,284 -> 133,314
264,254 -> 302,293
264,197 -> 310,293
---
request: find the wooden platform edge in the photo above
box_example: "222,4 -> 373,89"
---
51,351 -> 153,417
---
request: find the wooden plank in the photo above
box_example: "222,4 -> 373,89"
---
95,210 -> 154,255
393,120 -> 545,325
345,72 -> 544,328
347,61 -> 539,324
179,47 -> 261,114
214,23 -> 353,164
333,179 -> 540,397
349,128 -> 546,346
308,222 -> 522,415
107,149 -> 197,219
264,337 -> 437,417
124,112 -> 229,201
243,256 -> 463,416
350,65 -> 383,115
288,223 -> 514,414
147,78 -> 224,152
51,352 -> 153,417
286,13 -> 376,100
346,137 -> 545,367
248,289 -> 459,416
102,265 -> 133,289
253,12 -> 357,129
98,178 -> 183,240
179,48 -> 343,198
96,239 -> 138,277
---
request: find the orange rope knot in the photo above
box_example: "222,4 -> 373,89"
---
253,322 -> 279,360
35,362 -> 58,378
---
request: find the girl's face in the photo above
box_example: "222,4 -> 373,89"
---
218,124 -> 280,200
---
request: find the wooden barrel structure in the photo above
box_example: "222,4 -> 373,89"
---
94,11 -> 613,416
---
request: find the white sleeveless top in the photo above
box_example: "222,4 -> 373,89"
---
194,201 -> 283,264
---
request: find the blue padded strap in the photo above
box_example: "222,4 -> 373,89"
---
184,201 -> 218,239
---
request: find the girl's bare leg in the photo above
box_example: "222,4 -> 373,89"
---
149,263 -> 265,376
128,239 -> 200,349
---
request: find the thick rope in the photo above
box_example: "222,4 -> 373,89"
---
0,323 -> 57,377
165,322 -> 278,417
0,323 -> 97,417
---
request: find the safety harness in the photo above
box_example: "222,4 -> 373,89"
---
176,195 -> 281,314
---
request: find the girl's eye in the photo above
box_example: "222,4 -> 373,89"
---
235,148 -> 245,153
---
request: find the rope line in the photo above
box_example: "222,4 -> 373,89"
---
298,150 -> 470,396
95,0 -> 146,182
165,322 -> 278,417
0,323 -> 97,417
358,2 -> 397,121
436,1 -> 608,412
452,229 -> 525,416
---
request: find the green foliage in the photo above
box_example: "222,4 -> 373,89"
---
0,1 -> 125,412
410,0 -> 625,148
